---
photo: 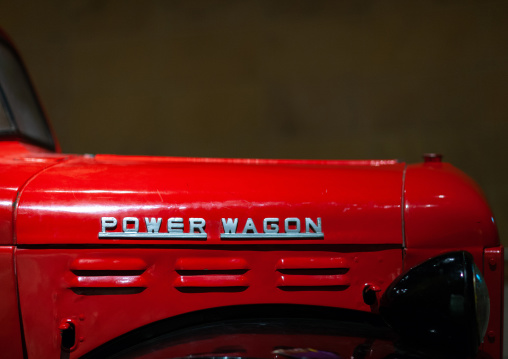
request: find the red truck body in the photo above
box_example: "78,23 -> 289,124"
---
0,31 -> 503,359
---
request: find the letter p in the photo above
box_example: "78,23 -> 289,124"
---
101,217 -> 117,232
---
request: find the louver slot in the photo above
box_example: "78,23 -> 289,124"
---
174,257 -> 249,291
276,257 -> 351,290
175,257 -> 248,271
276,257 -> 350,269
69,276 -> 147,288
173,275 -> 249,288
276,274 -> 350,287
68,257 -> 148,295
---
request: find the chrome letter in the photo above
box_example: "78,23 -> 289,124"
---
123,217 -> 139,233
242,218 -> 258,234
263,218 -> 279,233
189,218 -> 206,233
144,217 -> 162,233
222,218 -> 238,234
284,218 -> 300,233
305,217 -> 322,234
101,217 -> 117,232
168,218 -> 184,233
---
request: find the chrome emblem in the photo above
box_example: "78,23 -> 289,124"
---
99,217 -> 207,239
99,217 -> 323,240
220,217 -> 323,239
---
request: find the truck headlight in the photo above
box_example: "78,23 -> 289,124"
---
472,260 -> 490,341
379,251 -> 489,358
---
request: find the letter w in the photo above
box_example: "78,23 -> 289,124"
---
221,218 -> 238,234
144,218 -> 162,233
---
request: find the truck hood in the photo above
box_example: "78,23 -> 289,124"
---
15,154 -> 405,246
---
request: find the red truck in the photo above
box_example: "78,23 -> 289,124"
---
0,30 -> 503,358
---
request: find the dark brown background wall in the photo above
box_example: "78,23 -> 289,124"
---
1,1 -> 507,245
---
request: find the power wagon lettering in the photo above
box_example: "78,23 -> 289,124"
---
220,217 -> 323,239
99,217 -> 207,239
98,217 -> 323,240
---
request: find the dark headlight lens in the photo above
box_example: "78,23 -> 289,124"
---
472,262 -> 490,340
379,251 -> 489,358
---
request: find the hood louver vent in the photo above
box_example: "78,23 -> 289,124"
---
174,257 -> 249,292
276,257 -> 351,291
68,258 -> 148,295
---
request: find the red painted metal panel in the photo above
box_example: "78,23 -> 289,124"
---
276,256 -> 349,269
175,257 -> 248,270
404,162 -> 499,249
70,257 -> 148,271
68,275 -> 147,288
0,247 -> 24,358
15,156 -> 405,246
174,274 -> 249,288
95,154 -> 399,167
16,247 -> 402,358
0,141 -> 68,245
1,140 -> 502,358
276,274 -> 350,287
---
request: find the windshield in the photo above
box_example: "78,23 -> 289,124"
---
0,39 -> 54,149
